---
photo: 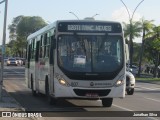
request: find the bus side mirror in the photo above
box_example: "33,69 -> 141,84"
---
125,44 -> 129,63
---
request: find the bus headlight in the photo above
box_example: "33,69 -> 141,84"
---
115,80 -> 124,87
58,79 -> 69,86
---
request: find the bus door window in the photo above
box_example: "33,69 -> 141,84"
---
46,33 -> 50,58
49,35 -> 55,64
43,33 -> 47,58
35,40 -> 39,62
31,38 -> 36,60
28,43 -> 31,68
58,36 -> 68,66
39,36 -> 43,58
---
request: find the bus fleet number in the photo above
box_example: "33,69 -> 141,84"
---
71,82 -> 78,87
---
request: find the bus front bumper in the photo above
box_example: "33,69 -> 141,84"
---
54,82 -> 125,99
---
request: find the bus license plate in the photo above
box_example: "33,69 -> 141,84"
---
85,93 -> 98,97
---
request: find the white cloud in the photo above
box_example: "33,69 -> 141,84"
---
111,7 -> 142,23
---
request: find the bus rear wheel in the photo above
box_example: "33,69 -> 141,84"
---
101,98 -> 113,107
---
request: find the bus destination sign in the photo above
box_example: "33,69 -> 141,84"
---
58,22 -> 122,33
67,25 -> 112,32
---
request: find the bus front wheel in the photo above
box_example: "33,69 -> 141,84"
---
101,98 -> 113,107
45,80 -> 57,105
31,75 -> 37,96
126,88 -> 134,95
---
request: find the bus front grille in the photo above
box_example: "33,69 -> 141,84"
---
73,89 -> 111,97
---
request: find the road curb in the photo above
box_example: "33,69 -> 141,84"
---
0,87 -> 25,112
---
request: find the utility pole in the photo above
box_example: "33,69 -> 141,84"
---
0,0 -> 8,101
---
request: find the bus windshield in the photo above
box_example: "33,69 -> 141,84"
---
58,35 -> 123,73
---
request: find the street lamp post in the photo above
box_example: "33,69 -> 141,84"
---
0,0 -> 8,101
69,12 -> 79,20
92,14 -> 99,18
0,0 -> 5,4
120,0 -> 144,67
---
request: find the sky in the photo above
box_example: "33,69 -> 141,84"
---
0,0 -> 160,44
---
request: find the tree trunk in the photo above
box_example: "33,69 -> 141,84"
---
138,40 -> 144,76
138,29 -> 145,77
153,52 -> 159,77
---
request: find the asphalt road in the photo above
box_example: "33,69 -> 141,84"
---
2,66 -> 160,120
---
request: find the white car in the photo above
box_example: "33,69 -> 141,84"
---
126,71 -> 135,95
15,57 -> 23,66
6,58 -> 18,66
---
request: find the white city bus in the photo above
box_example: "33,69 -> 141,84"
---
25,20 -> 126,107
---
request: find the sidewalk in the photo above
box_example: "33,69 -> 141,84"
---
0,87 -> 23,111
0,87 -> 50,120
0,87 -> 34,120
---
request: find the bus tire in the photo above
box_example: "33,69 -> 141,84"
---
127,88 -> 134,95
31,75 -> 37,96
45,77 -> 56,105
101,98 -> 113,107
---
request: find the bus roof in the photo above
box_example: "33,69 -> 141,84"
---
27,20 -> 122,40
27,22 -> 56,40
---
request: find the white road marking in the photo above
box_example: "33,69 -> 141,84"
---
113,104 -> 159,120
112,104 -> 133,111
5,67 -> 24,74
97,100 -> 133,111
144,97 -> 160,103
135,87 -> 143,90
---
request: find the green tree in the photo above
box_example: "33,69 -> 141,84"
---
8,15 -> 24,41
138,18 -> 155,76
17,16 -> 47,38
123,21 -> 142,66
8,16 -> 47,57
145,26 -> 160,77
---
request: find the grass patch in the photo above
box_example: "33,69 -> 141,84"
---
136,77 -> 160,81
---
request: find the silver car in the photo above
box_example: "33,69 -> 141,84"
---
126,71 -> 135,95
